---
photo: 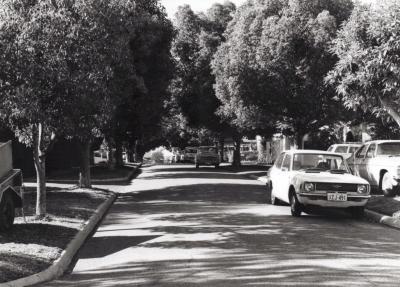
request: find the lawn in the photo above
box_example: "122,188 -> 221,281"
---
366,195 -> 400,217
0,187 -> 110,283
46,165 -> 136,182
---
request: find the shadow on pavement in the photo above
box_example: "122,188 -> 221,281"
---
45,165 -> 400,287
78,236 -> 160,259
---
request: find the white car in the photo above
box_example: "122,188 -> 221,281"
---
267,150 -> 370,217
347,140 -> 400,197
327,143 -> 362,159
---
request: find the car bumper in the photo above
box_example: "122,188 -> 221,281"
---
298,192 -> 370,208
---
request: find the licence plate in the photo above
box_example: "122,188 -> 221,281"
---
327,193 -> 347,201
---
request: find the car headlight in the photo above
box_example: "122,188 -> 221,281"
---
304,182 -> 315,192
357,184 -> 368,194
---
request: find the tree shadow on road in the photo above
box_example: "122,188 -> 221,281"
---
46,168 -> 400,287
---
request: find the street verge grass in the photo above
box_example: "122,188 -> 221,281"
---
0,187 -> 110,283
47,165 -> 135,181
366,195 -> 400,217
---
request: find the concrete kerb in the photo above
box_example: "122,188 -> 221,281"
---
0,192 -> 117,287
248,174 -> 400,230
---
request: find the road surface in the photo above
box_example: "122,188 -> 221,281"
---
44,164 -> 400,287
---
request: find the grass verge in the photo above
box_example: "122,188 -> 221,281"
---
47,165 -> 135,181
0,187 -> 110,283
366,195 -> 400,217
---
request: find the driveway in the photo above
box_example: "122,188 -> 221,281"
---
43,164 -> 400,287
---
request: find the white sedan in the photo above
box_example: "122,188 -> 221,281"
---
267,150 -> 370,217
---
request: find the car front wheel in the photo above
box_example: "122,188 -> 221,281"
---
0,192 -> 15,231
290,192 -> 302,217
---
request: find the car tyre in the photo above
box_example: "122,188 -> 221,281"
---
270,190 -> 280,206
195,163 -> 199,169
380,172 -> 396,197
350,206 -> 364,219
0,192 -> 15,232
289,192 -> 302,217
215,164 -> 219,169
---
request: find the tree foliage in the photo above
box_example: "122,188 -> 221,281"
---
213,0 -> 354,145
327,0 -> 400,128
168,3 -> 236,144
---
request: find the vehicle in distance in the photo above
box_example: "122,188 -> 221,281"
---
327,143 -> 362,159
195,146 -> 220,168
267,150 -> 370,217
347,140 -> 400,197
184,147 -> 198,163
0,141 -> 23,231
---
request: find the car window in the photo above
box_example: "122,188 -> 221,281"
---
377,142 -> 400,156
274,153 -> 285,169
293,154 -> 349,172
355,145 -> 368,158
349,146 -> 360,154
366,144 -> 376,158
335,146 -> 348,153
327,146 -> 335,152
282,154 -> 292,170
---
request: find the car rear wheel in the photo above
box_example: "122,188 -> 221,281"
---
350,206 -> 365,219
380,172 -> 396,197
0,192 -> 15,231
215,164 -> 219,168
290,192 -> 302,217
195,164 -> 199,169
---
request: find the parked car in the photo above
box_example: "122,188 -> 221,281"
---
195,146 -> 220,168
347,140 -> 400,197
184,147 -> 198,163
327,143 -> 362,159
267,150 -> 370,217
0,141 -> 23,231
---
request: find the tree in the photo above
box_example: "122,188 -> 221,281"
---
0,0 -> 80,216
213,0 -> 354,148
327,1 -> 400,129
105,0 -> 175,165
169,3 -> 240,163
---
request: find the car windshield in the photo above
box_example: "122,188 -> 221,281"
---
198,147 -> 216,153
377,143 -> 400,156
293,153 -> 349,172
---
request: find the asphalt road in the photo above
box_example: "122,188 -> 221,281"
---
44,164 -> 400,287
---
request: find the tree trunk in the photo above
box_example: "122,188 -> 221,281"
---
380,97 -> 400,127
295,132 -> 304,150
115,138 -> 124,167
79,139 -> 92,188
106,137 -> 116,170
32,123 -> 47,217
233,134 -> 241,167
218,137 -> 225,163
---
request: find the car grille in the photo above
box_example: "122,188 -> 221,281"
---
315,183 -> 358,192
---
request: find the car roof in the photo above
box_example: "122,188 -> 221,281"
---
364,140 -> 400,144
332,143 -> 362,146
283,149 -> 344,156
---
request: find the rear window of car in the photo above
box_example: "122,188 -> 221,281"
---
335,146 -> 348,153
274,153 -> 285,169
377,142 -> 400,155
282,154 -> 292,170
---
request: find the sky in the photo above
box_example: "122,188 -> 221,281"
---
160,0 -> 375,19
